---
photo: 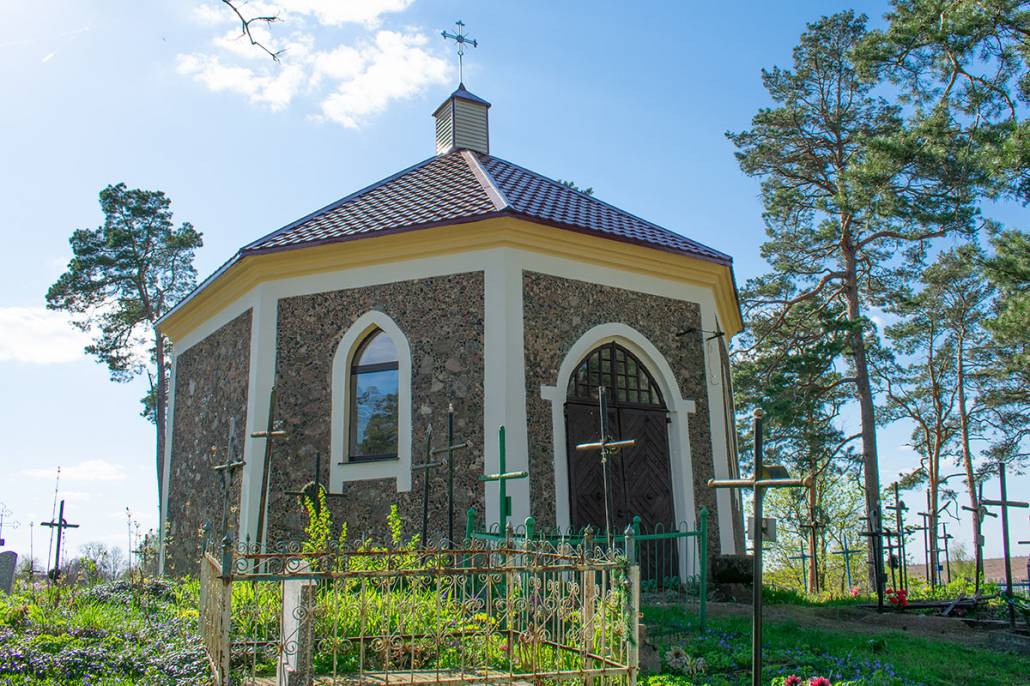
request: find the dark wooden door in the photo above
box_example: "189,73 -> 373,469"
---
566,402 -> 675,534
564,342 -> 676,536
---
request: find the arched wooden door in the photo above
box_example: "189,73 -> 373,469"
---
564,342 -> 676,535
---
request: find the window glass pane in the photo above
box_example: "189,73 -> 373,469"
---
350,368 -> 398,456
356,330 -> 398,366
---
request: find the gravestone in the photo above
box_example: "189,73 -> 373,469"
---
277,560 -> 316,686
0,550 -> 18,594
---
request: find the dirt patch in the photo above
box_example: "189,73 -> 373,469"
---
705,602 -> 1030,654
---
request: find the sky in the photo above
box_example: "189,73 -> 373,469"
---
0,0 -> 1025,571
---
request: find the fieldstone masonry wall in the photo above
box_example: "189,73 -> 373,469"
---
268,272 -> 485,544
165,310 -> 251,575
522,271 -> 730,557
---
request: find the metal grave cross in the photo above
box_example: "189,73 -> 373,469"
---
441,20 -> 478,84
858,512 -> 889,609
285,451 -> 343,516
832,534 -> 862,589
41,500 -> 79,581
938,522 -> 955,584
0,502 -> 18,548
981,461 -> 1029,629
886,483 -> 910,589
412,425 -> 444,546
480,425 -> 528,532
575,386 -> 637,539
800,491 -> 825,594
428,404 -> 470,544
788,544 -> 812,592
212,442 -> 245,539
708,409 -> 811,686
252,387 -> 287,554
915,505 -> 936,589
961,481 -> 997,596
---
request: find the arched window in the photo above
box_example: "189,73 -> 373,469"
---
349,329 -> 399,461
567,341 -> 664,407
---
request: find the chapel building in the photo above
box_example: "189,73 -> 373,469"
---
157,82 -> 745,575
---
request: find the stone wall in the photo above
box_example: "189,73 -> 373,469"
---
268,272 -> 485,545
522,271 -> 730,557
165,310 -> 252,575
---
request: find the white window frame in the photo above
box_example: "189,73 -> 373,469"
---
330,311 -> 413,492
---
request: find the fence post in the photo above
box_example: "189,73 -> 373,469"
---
581,526 -> 596,686
625,524 -> 640,686
699,507 -> 709,631
525,516 -> 536,542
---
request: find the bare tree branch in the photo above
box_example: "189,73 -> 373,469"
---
221,0 -> 284,63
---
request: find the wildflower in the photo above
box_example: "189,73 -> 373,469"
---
784,675 -> 803,686
809,678 -> 831,686
849,587 -> 861,598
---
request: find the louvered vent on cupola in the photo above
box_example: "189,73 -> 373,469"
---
433,84 -> 490,155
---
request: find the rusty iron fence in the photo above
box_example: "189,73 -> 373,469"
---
466,509 -> 708,629
199,534 -> 640,686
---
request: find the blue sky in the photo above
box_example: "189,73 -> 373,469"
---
0,1 -> 1025,569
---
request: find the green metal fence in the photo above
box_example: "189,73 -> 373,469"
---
466,507 -> 709,629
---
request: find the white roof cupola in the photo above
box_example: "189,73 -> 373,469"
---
434,84 -> 490,155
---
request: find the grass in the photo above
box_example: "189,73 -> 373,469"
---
643,604 -> 1030,686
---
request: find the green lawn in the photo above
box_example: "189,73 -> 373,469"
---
643,604 -> 1030,686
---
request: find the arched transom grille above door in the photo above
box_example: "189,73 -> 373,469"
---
567,341 -> 665,408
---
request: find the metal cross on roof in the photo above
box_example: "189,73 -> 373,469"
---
441,20 -> 478,84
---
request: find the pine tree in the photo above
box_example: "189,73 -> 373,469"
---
728,11 -> 979,592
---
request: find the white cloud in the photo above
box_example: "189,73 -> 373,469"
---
178,1 -> 449,128
22,459 -> 128,482
60,491 -> 93,504
0,306 -> 90,364
318,31 -> 449,128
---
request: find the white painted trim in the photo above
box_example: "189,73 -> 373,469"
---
239,286 -> 276,548
329,311 -> 413,492
510,249 -> 738,554
540,323 -> 698,528
157,353 -> 177,574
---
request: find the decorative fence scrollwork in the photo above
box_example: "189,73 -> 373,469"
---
200,552 -> 232,685
199,534 -> 640,685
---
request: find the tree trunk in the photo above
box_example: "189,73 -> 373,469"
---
842,246 -> 883,596
928,461 -> 940,588
808,467 -> 820,594
155,328 -> 167,511
955,331 -> 981,584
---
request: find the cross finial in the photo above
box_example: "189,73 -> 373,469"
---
441,19 -> 478,85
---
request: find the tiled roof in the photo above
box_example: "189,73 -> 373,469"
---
242,149 -> 730,265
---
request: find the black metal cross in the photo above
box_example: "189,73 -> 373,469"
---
41,500 -> 78,581
575,386 -> 636,539
285,451 -> 343,517
886,483 -> 910,590
412,425 -> 444,546
251,387 -> 287,553
708,409 -> 811,686
799,499 -> 824,594
858,512 -> 890,609
429,404 -> 470,544
938,522 -> 955,585
212,443 -> 246,539
961,481 -> 997,596
441,20 -> 478,84
981,461 -> 1029,629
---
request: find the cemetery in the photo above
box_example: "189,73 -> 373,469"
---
1,2 -> 1028,686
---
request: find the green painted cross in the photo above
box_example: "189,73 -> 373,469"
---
479,425 -> 527,531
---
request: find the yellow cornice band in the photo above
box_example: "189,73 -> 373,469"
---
159,217 -> 742,342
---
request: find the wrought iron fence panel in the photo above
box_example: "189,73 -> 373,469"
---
201,538 -> 638,685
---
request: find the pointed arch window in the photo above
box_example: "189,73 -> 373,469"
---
349,329 -> 399,461
567,342 -> 664,407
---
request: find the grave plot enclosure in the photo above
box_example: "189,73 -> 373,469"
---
200,536 -> 641,686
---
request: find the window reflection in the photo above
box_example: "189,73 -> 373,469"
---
349,330 -> 399,460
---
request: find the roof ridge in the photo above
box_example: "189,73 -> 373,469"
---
239,153 -> 441,254
484,153 -> 731,262
461,150 -> 509,212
